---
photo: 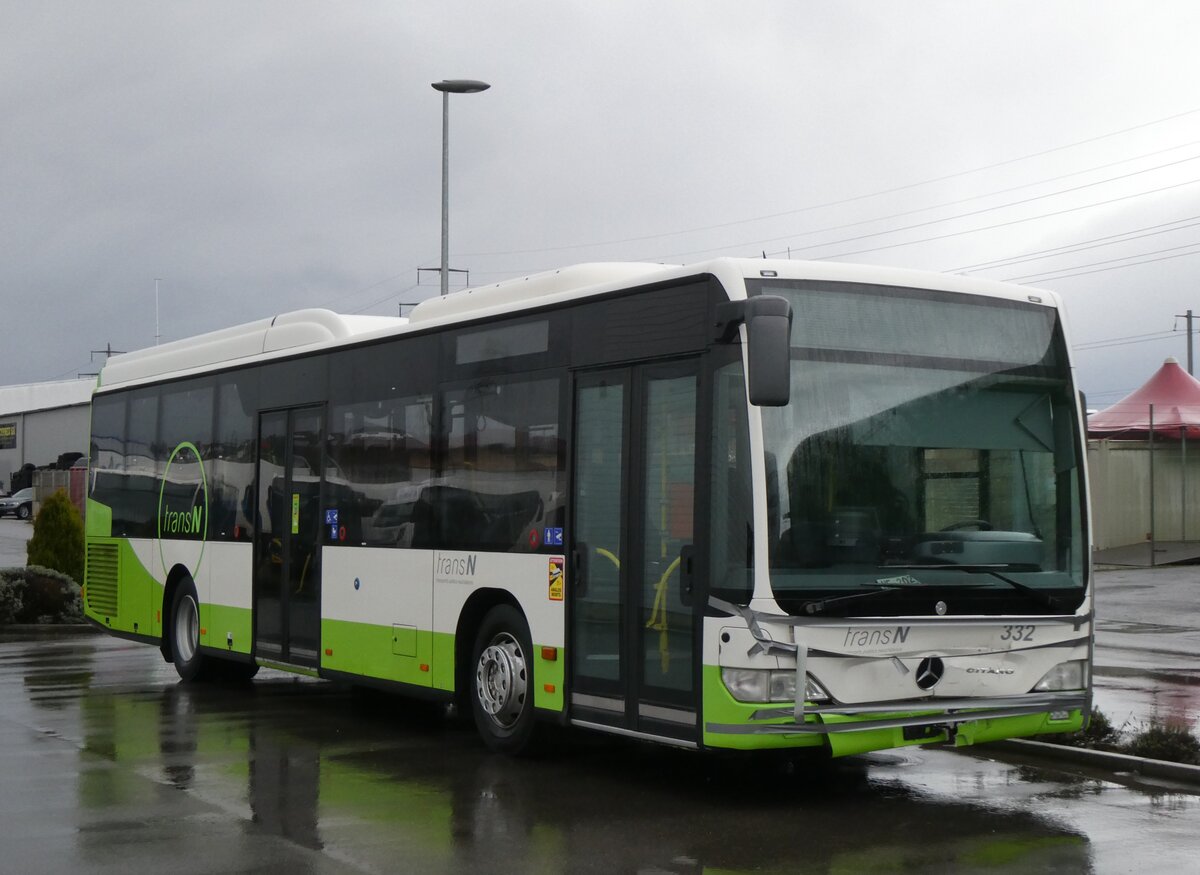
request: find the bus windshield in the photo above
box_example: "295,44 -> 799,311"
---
751,280 -> 1086,618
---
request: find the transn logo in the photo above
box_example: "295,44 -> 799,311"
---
842,626 -> 911,649
161,505 -> 203,535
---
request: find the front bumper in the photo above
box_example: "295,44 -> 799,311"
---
706,691 -> 1088,736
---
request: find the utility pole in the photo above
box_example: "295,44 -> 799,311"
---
155,278 -> 162,346
79,343 -> 126,378
1176,309 -> 1195,374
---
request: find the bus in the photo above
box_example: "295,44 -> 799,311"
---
82,258 -> 1092,756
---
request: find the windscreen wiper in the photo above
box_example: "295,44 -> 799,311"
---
884,564 -> 1062,612
802,574 -> 947,616
966,567 -> 1063,612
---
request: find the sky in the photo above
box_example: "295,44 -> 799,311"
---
5,1 -> 1200,410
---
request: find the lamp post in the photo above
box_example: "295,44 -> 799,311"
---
432,79 -> 490,296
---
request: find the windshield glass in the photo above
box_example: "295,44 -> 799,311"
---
750,279 -> 1086,618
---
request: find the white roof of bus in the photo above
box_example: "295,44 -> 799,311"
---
96,258 -> 1058,390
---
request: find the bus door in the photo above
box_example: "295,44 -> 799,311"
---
254,406 -> 324,667
570,361 -> 701,742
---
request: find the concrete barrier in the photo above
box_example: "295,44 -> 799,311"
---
983,738 -> 1200,787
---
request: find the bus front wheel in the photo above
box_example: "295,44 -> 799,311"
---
169,578 -> 209,682
470,605 -> 536,754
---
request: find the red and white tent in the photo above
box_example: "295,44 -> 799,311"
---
1088,357 -> 1200,440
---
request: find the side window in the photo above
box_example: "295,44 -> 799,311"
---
120,388 -> 160,538
456,320 -> 549,365
711,361 -> 754,604
326,394 -> 434,547
211,376 -> 258,541
440,376 -> 563,551
159,380 -> 214,542
89,393 -> 127,516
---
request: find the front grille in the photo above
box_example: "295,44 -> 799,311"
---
85,543 -> 119,617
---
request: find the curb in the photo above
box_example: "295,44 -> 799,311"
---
984,738 -> 1200,787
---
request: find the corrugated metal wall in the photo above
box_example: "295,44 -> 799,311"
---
1088,439 -> 1200,550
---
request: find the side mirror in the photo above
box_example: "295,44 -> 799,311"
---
746,296 -> 792,406
716,296 -> 793,407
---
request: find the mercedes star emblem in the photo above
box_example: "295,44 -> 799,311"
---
915,656 -> 945,690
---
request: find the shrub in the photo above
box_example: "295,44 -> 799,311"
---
1041,707 -> 1200,765
0,566 -> 81,624
0,573 -> 23,624
25,489 -> 85,584
1122,720 -> 1200,765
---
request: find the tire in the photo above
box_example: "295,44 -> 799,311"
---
470,604 -> 536,754
168,578 -> 209,682
17,504 -> 30,521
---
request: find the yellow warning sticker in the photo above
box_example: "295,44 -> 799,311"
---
548,556 -> 564,601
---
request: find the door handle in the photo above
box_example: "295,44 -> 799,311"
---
571,542 -> 589,598
679,545 -> 695,607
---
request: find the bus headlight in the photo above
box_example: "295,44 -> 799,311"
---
1031,660 -> 1088,692
721,668 -> 831,703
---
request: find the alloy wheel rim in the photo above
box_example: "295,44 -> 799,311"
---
176,595 -> 198,663
475,632 -> 527,729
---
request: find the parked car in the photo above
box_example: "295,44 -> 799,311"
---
0,488 -> 33,520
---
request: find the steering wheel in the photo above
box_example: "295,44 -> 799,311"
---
940,519 -> 993,532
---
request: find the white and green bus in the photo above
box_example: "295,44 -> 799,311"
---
83,258 -> 1092,756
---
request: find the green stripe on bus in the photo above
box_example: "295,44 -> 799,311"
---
321,619 -> 437,688
204,603 -> 252,655
83,536 -> 163,640
320,620 -> 566,712
85,499 -> 112,538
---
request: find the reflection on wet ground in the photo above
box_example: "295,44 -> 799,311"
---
2,636 -> 1199,873
1092,568 -> 1200,734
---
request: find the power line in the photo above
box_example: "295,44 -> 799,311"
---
458,106 -> 1200,260
739,150 -> 1200,264
951,215 -> 1200,273
1008,241 -> 1200,283
347,281 -> 424,315
783,176 -> 1200,263
1073,333 -> 1181,352
1004,245 -> 1200,284
313,266 -> 423,311
754,156 -> 1200,261
1074,329 -> 1180,350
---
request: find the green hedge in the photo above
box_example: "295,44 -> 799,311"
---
0,565 -> 83,625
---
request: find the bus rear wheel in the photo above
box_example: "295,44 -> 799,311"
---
470,605 -> 536,754
169,578 -> 209,682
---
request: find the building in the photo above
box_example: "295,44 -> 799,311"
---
0,379 -> 94,492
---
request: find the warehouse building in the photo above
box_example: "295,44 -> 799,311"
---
0,379 -> 94,493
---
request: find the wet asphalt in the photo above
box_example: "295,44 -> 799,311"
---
1091,563 -> 1200,732
3,635 -> 1199,874
2,519 -> 1200,873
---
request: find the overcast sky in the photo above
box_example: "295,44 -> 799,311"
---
5,2 -> 1200,408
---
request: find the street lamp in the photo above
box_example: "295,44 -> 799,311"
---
432,79 -> 490,296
